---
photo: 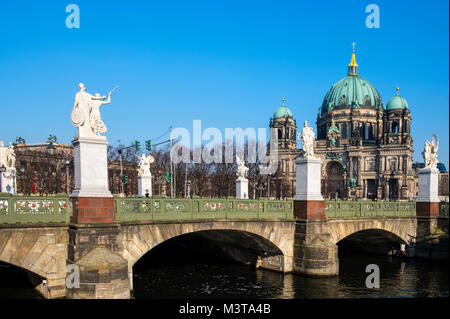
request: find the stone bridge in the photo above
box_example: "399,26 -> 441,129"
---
1,195 -> 445,298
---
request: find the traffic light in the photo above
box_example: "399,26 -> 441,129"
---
164,171 -> 171,182
135,140 -> 141,151
121,175 -> 129,184
145,140 -> 152,152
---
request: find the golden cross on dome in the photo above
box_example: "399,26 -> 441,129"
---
352,42 -> 356,53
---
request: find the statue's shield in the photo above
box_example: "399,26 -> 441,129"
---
70,107 -> 85,126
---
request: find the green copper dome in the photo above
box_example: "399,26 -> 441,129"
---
386,90 -> 408,110
320,45 -> 383,115
273,99 -> 293,119
321,75 -> 383,115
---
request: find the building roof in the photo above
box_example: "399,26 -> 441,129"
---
320,44 -> 383,115
273,98 -> 293,119
386,87 -> 409,111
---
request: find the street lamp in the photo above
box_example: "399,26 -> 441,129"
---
187,180 -> 191,198
65,158 -> 71,195
46,142 -> 56,155
19,166 -> 25,195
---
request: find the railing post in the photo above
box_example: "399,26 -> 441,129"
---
8,197 -> 15,222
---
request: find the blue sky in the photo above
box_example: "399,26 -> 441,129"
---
0,0 -> 448,167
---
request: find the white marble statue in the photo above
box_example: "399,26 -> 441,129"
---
138,154 -> 155,176
89,93 -> 112,135
236,155 -> 249,178
71,83 -> 117,137
0,141 -> 15,169
422,134 -> 439,169
298,121 -> 316,158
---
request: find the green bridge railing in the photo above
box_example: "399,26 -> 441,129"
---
0,195 -> 70,224
325,200 -> 416,218
115,197 -> 294,222
1,194 -> 447,224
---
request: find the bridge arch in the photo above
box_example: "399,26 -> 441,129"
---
326,218 -> 417,246
0,227 -> 68,298
120,220 -> 295,287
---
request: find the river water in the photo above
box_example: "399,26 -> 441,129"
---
132,251 -> 449,299
0,251 -> 447,299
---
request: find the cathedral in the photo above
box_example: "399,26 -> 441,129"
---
269,45 -> 416,200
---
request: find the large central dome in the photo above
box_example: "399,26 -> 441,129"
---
320,46 -> 383,115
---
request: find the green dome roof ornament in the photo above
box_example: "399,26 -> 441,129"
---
386,86 -> 409,111
273,97 -> 294,119
348,42 -> 358,76
320,43 -> 383,115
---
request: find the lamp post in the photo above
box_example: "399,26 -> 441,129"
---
0,165 -> 5,193
46,142 -> 56,156
187,180 -> 191,198
65,158 -> 71,195
256,183 -> 265,199
19,166 -> 25,195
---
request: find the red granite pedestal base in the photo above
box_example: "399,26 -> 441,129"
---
294,200 -> 326,220
416,202 -> 440,217
70,197 -> 116,223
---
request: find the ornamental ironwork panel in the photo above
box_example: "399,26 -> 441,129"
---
15,199 -> 55,214
0,200 -> 8,215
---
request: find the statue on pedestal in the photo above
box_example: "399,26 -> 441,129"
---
422,134 -> 439,169
236,155 -> 249,178
298,121 -> 316,158
0,141 -> 15,169
71,83 -> 117,138
138,154 -> 155,176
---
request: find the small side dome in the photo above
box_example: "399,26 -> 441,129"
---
273,98 -> 293,119
386,87 -> 408,111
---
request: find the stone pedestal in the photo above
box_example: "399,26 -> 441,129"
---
416,167 -> 440,217
70,136 -> 114,223
293,157 -> 323,201
138,174 -> 152,197
236,177 -> 248,199
0,168 -> 16,195
71,137 -> 112,198
293,157 -> 325,219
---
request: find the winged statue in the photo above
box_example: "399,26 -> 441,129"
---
422,134 -> 439,169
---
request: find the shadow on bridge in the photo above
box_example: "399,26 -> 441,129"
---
337,229 -> 408,257
0,261 -> 45,299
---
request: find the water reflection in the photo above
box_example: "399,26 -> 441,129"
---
132,251 -> 448,299
0,251 -> 447,299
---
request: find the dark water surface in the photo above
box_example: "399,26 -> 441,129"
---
0,251 -> 447,299
132,251 -> 449,299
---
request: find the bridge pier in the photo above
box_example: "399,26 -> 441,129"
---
293,219 -> 339,276
67,222 -> 130,298
413,166 -> 448,260
292,155 -> 339,276
65,136 -> 131,298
